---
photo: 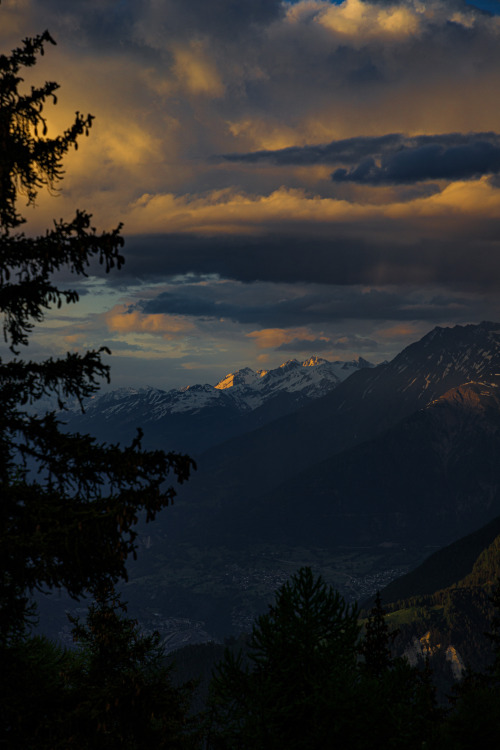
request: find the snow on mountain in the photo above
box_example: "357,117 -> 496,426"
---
389,321 -> 500,402
78,382 -> 239,420
214,356 -> 373,409
213,366 -> 264,391
172,384 -> 238,414
59,355 -> 373,424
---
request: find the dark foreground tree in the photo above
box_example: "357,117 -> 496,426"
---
357,592 -> 441,749
207,567 -> 360,749
207,571 -> 443,749
0,31 -> 194,642
62,584 -> 198,749
0,29 -> 195,746
359,590 -> 398,678
437,579 -> 500,748
1,587 -> 199,749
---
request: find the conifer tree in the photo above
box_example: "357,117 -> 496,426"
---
62,584 -> 198,749
0,31 -> 195,638
356,592 -> 441,749
439,579 -> 500,747
207,567 -> 360,749
359,590 -> 398,678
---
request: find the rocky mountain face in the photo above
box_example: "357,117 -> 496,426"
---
163,322 -> 500,551
58,320 -> 500,580
214,356 -> 371,409
38,321 -> 500,652
374,514 -> 500,690
239,379 -> 500,548
61,356 -> 372,454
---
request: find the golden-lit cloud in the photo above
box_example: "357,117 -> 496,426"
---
172,40 -> 225,98
315,0 -> 420,42
5,0 -> 500,240
3,0 -> 500,386
119,180 -> 500,240
105,306 -> 195,340
247,327 -> 327,350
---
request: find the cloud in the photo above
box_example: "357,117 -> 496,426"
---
326,334 -> 379,351
221,132 -> 500,185
6,0 -> 500,239
105,305 -> 195,339
274,337 -> 335,353
246,327 -> 318,350
4,0 -> 500,388
333,139 -> 500,184
246,326 -> 381,354
220,133 -> 408,166
171,40 -> 225,97
117,196 -> 500,289
138,280 -> 483,327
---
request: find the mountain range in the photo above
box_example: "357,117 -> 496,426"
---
155,321 -> 500,552
41,321 -> 500,647
63,355 -> 372,455
61,321 -> 500,552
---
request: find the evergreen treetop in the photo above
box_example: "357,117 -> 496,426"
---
0,30 -> 195,642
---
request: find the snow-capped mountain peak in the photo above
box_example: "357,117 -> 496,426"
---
279,359 -> 300,369
302,356 -> 329,367
56,353 -> 375,454
215,367 -> 263,391
210,356 -> 374,410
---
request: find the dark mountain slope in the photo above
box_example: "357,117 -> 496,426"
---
174,378 -> 500,550
61,357 -> 370,457
64,385 -> 322,456
183,322 -> 500,516
377,514 -> 500,605
376,517 -> 500,680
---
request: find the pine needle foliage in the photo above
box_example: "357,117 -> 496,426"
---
0,30 -> 195,640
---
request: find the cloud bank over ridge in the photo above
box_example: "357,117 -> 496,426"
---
2,0 -> 500,386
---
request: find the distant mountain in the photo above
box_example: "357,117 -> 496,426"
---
166,322 -> 500,549
178,378 -> 500,549
35,322 -> 500,654
61,356 -> 373,455
214,356 -> 371,410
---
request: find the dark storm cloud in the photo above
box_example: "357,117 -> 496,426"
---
220,134 -> 405,166
157,0 -> 284,39
333,140 -> 500,184
275,334 -> 378,353
119,234 -> 373,286
29,0 -> 284,53
29,0 -> 141,50
220,132 -> 500,184
139,282 -> 477,327
119,229 -> 500,292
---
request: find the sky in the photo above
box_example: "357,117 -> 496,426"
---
3,0 -> 500,389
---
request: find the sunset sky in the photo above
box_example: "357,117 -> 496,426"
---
3,0 -> 500,389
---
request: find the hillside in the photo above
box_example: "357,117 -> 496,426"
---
35,322 -> 500,650
172,321 -> 500,533
376,515 -> 500,604
376,517 -> 500,683
249,379 -> 500,547
163,377 -> 500,553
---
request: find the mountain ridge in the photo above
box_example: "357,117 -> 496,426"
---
164,321 -> 500,552
61,355 -> 374,454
